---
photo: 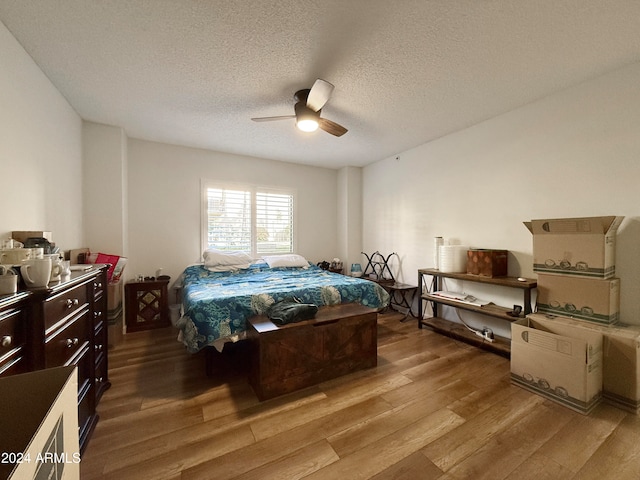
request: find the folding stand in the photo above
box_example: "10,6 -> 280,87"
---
361,251 -> 418,321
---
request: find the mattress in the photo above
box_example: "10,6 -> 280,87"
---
176,262 -> 390,352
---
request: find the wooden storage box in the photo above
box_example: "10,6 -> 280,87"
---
247,303 -> 377,400
466,249 -> 508,277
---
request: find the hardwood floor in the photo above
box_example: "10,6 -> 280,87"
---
81,311 -> 640,479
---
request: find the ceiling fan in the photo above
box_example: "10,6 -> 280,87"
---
251,79 -> 348,137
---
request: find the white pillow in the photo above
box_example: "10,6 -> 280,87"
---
203,249 -> 253,271
262,254 -> 309,268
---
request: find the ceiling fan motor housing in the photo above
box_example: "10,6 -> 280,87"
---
294,89 -> 311,103
294,101 -> 320,120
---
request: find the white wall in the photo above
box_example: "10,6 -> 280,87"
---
126,139 -> 339,288
83,122 -> 128,256
337,166 -> 363,272
363,62 -> 640,334
0,21 -> 84,250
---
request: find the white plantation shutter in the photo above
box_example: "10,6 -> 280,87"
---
256,191 -> 293,254
203,183 -> 294,256
206,188 -> 252,251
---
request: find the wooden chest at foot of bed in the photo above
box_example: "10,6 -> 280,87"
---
247,303 -> 378,401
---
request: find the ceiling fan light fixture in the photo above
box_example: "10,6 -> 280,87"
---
252,80 -> 347,137
294,101 -> 319,132
297,118 -> 319,132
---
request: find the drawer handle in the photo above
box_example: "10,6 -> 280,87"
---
1,336 -> 11,348
95,282 -> 103,289
65,298 -> 79,309
94,311 -> 103,318
95,344 -> 103,351
96,376 -> 104,383
65,337 -> 79,348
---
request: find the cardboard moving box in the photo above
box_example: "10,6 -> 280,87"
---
536,274 -> 620,325
523,216 -> 624,279
11,230 -> 53,243
511,316 -> 603,414
107,280 -> 124,348
528,313 -> 640,414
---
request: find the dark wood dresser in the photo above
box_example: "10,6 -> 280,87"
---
0,264 -> 110,454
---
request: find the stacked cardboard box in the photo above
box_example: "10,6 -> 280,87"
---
524,216 -> 624,327
525,216 -> 624,325
512,216 -> 637,414
108,280 -> 124,348
527,312 -> 640,414
536,275 -> 620,325
511,315 -> 603,414
523,216 -> 623,279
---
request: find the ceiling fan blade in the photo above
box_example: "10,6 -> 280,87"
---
251,115 -> 295,122
306,79 -> 334,112
318,118 -> 348,137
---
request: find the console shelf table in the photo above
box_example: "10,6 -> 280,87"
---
417,268 -> 537,356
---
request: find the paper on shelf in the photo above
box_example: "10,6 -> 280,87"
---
432,291 -> 491,307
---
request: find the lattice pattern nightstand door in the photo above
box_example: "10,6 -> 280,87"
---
125,279 -> 170,332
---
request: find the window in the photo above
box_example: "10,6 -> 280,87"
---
202,182 -> 295,257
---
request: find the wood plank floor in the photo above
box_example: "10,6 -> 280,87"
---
80,312 -> 640,479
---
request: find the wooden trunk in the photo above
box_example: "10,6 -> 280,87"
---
247,303 -> 377,400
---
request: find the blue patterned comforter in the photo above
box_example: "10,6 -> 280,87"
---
177,263 -> 390,353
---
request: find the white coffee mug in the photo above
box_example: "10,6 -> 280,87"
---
0,272 -> 17,295
20,257 -> 52,288
44,254 -> 63,282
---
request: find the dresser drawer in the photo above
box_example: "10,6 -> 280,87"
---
74,343 -> 95,440
0,308 -> 28,376
93,277 -> 106,302
95,354 -> 108,397
45,309 -> 90,369
78,380 -> 94,441
43,281 -> 89,332
94,322 -> 107,378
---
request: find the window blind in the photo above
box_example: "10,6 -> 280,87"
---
256,191 -> 293,254
206,188 -> 251,251
204,185 -> 294,256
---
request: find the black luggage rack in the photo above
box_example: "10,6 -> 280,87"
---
361,251 -> 418,320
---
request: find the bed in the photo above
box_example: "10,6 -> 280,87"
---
175,254 -> 390,353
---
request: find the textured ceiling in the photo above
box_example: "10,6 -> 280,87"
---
1,1 -> 640,169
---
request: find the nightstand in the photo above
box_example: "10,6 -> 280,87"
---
125,279 -> 170,332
